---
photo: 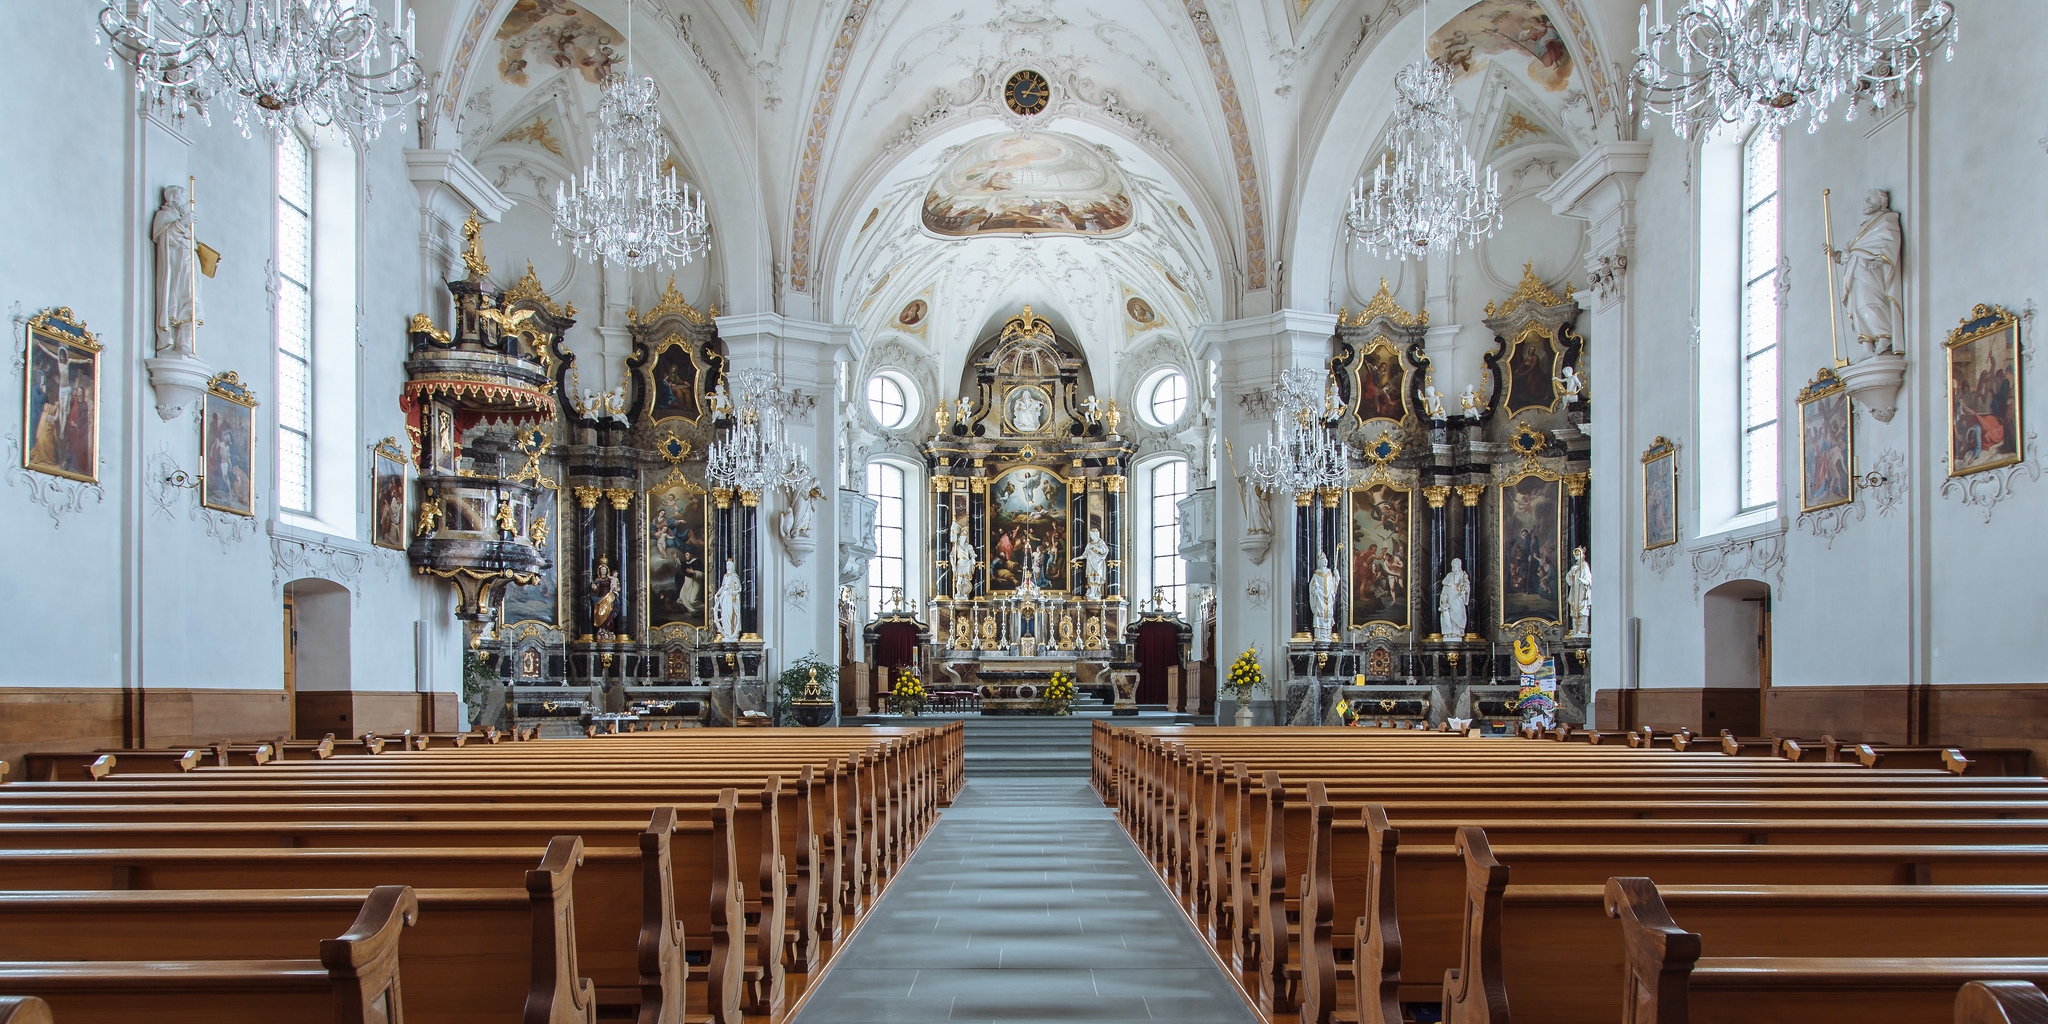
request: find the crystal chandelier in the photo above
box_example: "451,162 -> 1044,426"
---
1345,59 -> 1502,259
1633,0 -> 1957,139
1244,368 -> 1349,498
97,0 -> 423,142
707,369 -> 809,496
553,0 -> 711,270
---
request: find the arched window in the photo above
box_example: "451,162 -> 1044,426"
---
1139,367 -> 1189,428
1145,457 -> 1190,614
865,461 -> 907,611
1739,128 -> 1781,510
866,372 -> 915,429
275,133 -> 314,514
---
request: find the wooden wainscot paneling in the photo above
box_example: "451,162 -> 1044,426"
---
351,691 -> 426,738
1925,684 -> 2048,775
294,692 -> 355,739
1765,685 -> 1911,745
0,687 -> 288,781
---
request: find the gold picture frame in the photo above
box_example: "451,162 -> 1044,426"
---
986,465 -> 1071,593
1641,436 -> 1679,551
643,334 -> 709,425
647,478 -> 713,630
1797,368 -> 1855,513
1347,481 -> 1413,630
1498,469 -> 1565,630
370,437 -> 409,550
1503,322 -> 1564,415
20,307 -> 101,484
201,371 -> 259,517
1945,304 -> 2023,478
1350,334 -> 1413,428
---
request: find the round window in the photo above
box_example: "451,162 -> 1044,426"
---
866,373 -> 917,430
1141,369 -> 1189,427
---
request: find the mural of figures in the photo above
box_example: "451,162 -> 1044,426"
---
1506,330 -> 1561,414
1429,0 -> 1575,91
500,485 -> 558,624
22,325 -> 97,483
1947,314 -> 2023,476
1354,340 -> 1407,424
922,132 -> 1134,237
650,343 -> 702,422
372,450 -> 408,550
495,0 -> 619,87
1349,483 -> 1411,628
201,390 -> 255,516
1499,475 -> 1563,624
987,467 -> 1071,592
647,485 -> 711,628
1800,386 -> 1854,512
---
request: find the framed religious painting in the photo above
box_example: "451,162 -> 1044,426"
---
20,306 -> 100,484
201,372 -> 258,516
1797,368 -> 1855,513
1350,335 -> 1413,429
1641,436 -> 1679,551
646,481 -> 712,629
1503,324 -> 1563,415
646,335 -> 705,424
1348,481 -> 1412,630
500,480 -> 562,627
1946,304 -> 2024,477
987,466 -> 1071,593
370,438 -> 409,550
1003,383 -> 1055,435
1498,471 -> 1564,628
430,404 -> 458,475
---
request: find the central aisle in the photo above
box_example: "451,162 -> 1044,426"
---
793,777 -> 1261,1024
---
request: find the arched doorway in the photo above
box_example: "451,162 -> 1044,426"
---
1702,579 -> 1770,737
283,578 -> 351,739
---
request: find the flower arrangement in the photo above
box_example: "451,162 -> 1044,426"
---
1042,669 -> 1076,716
889,669 -> 927,717
1226,646 -> 1263,704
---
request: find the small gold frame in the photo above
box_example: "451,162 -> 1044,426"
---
200,371 -> 260,517
19,307 -> 101,484
1641,436 -> 1679,551
370,437 -> 410,550
1944,304 -> 2024,478
1796,367 -> 1855,513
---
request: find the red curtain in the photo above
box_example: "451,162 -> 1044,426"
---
1136,622 -> 1181,704
874,622 -> 920,686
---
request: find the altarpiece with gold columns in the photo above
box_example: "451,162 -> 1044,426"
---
913,308 -> 1150,705
1278,269 -> 1591,731
404,220 -> 768,731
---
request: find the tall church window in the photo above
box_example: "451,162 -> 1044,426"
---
1739,128 -> 1781,510
1146,457 -> 1189,614
275,133 -> 314,514
865,461 -> 906,611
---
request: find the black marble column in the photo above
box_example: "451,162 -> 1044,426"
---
968,484 -> 986,599
1104,474 -> 1124,601
1566,474 -> 1590,558
610,490 -> 631,639
739,497 -> 760,637
575,486 -> 601,639
934,482 -> 951,600
1424,485 -> 1448,638
1459,485 -> 1483,639
1292,492 -> 1312,638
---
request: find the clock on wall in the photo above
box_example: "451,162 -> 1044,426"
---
1004,70 -> 1050,116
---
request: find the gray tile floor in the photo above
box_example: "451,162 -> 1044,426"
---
793,777 -> 1261,1024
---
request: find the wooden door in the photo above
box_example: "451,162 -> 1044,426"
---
282,595 -> 298,739
1754,595 -> 1772,735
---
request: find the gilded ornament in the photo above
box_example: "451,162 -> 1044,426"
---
416,503 -> 441,537
1349,277 -> 1427,328
1486,262 -> 1568,320
573,486 -> 603,510
494,499 -> 518,536
408,313 -> 452,345
460,210 -> 489,279
604,487 -> 634,510
503,261 -> 573,319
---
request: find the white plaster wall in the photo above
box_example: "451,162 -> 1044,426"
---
0,5 -> 458,714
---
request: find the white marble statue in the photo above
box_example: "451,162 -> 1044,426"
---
1460,383 -> 1483,419
1417,384 -> 1447,421
1012,389 -> 1046,432
1082,528 -> 1110,600
152,185 -> 199,355
1566,546 -> 1593,638
1309,552 -> 1339,642
958,395 -> 975,424
948,520 -> 976,600
712,559 -> 742,640
1439,557 -> 1471,639
708,382 -> 732,416
1829,188 -> 1905,358
1083,395 -> 1102,424
1557,366 -> 1584,404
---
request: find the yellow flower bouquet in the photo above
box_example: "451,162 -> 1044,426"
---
890,669 -> 927,717
1042,669 -> 1076,716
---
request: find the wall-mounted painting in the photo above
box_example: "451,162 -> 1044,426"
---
1504,324 -> 1562,415
988,466 -> 1071,593
1498,472 -> 1563,627
922,131 -> 1134,237
1353,335 -> 1411,427
20,307 -> 100,484
371,438 -> 409,550
647,482 -> 711,629
1946,304 -> 2023,477
1348,482 -> 1411,630
1797,368 -> 1854,513
201,372 -> 258,517
648,337 -> 704,423
1641,436 -> 1679,550
500,481 -> 560,626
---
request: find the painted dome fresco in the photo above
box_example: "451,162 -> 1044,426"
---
921,132 -> 1134,237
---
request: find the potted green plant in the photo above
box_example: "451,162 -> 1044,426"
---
776,654 -> 838,727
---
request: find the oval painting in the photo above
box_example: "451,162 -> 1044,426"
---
1126,296 -> 1156,325
923,132 -> 1134,237
897,299 -> 928,327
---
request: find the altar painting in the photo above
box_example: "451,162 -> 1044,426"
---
500,484 -> 559,625
987,467 -> 1070,593
1499,474 -> 1563,625
1349,483 -> 1410,629
648,484 -> 711,628
1354,337 -> 1408,426
649,340 -> 703,422
1505,326 -> 1561,414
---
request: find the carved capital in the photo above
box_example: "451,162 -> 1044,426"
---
1423,485 -> 1451,509
572,485 -> 603,510
1456,484 -> 1486,507
603,487 -> 634,511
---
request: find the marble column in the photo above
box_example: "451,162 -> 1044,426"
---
1458,485 -> 1485,638
606,489 -> 633,639
573,486 -> 603,639
1423,486 -> 1450,638
1543,142 -> 1651,697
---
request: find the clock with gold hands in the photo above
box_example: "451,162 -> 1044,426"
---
1005,70 -> 1050,116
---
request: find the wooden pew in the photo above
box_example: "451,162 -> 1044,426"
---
1607,876 -> 2048,1024
0,997 -> 50,1024
0,884 -> 415,1024
1956,980 -> 2048,1024
21,750 -> 201,781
